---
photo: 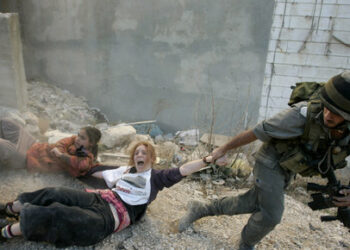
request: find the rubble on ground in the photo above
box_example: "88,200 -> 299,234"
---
27,81 -> 108,133
1,171 -> 349,250
175,129 -> 199,146
45,130 -> 74,144
99,123 -> 136,149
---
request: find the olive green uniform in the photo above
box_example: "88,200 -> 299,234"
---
213,101 -> 350,246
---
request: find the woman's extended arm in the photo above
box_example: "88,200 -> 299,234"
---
179,155 -> 227,176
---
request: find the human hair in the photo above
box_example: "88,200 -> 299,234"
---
81,126 -> 101,158
128,141 -> 156,166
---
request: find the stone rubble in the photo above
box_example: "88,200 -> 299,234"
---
99,124 -> 136,149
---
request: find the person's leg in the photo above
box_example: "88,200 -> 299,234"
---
17,187 -> 99,208
0,138 -> 26,169
178,187 -> 258,232
0,220 -> 21,243
1,187 -> 99,218
0,118 -> 21,144
0,118 -> 35,169
20,201 -> 114,247
239,162 -> 286,248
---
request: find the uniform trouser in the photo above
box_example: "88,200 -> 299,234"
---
209,157 -> 290,246
0,118 -> 35,169
18,187 -> 115,247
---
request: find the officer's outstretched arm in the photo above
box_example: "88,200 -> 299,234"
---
211,129 -> 257,161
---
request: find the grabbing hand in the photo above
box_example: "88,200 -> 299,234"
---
333,189 -> 350,207
215,155 -> 228,166
211,147 -> 226,161
205,155 -> 228,167
50,147 -> 63,158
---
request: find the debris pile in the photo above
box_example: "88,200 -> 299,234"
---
0,81 -> 254,184
27,81 -> 108,133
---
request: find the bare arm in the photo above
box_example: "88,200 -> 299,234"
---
91,171 -> 104,178
50,147 -> 93,176
179,155 -> 227,176
211,129 -> 257,161
51,147 -> 71,164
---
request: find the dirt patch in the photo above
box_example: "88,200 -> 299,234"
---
1,172 -> 349,250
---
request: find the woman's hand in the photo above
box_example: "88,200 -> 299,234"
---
333,189 -> 350,207
50,147 -> 63,158
206,154 -> 228,166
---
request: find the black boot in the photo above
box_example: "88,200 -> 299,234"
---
237,239 -> 255,250
178,200 -> 217,232
0,233 -> 7,243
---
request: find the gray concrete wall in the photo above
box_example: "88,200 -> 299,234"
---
1,0 -> 274,134
0,13 -> 27,110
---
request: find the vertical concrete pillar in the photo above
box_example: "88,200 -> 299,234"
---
0,13 -> 27,110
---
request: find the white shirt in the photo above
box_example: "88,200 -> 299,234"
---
102,166 -> 151,205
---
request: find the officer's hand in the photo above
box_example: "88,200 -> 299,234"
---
333,189 -> 350,207
211,147 -> 226,161
215,155 -> 228,167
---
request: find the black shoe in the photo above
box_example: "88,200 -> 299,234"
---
0,218 -> 9,228
0,220 -> 9,243
0,219 -> 9,228
0,203 -> 18,219
237,239 -> 255,250
0,235 -> 7,243
0,203 -> 7,219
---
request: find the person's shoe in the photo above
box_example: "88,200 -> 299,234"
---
0,220 -> 10,243
0,219 -> 9,228
237,239 -> 255,250
0,202 -> 18,219
0,203 -> 7,219
178,200 -> 211,232
0,233 -> 7,243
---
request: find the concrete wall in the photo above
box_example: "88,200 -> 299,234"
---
0,13 -> 27,110
1,0 -> 274,134
260,0 -> 350,121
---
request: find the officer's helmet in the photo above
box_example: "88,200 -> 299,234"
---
320,71 -> 350,121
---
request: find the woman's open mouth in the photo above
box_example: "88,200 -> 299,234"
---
137,160 -> 145,166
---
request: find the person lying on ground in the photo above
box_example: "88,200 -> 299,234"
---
0,117 -> 101,177
0,141 -> 227,247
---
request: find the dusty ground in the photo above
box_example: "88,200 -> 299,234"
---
0,167 -> 349,250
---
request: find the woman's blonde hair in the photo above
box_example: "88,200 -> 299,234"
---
128,141 -> 156,166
